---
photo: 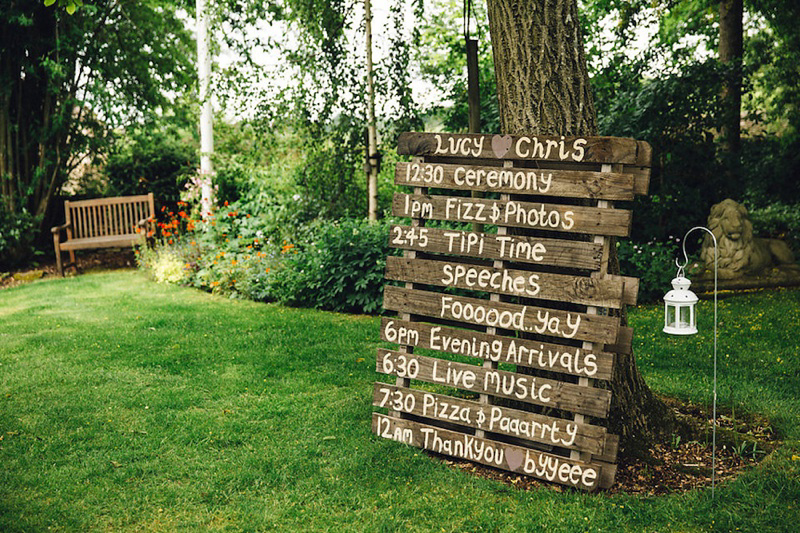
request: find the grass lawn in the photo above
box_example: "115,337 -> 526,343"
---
1,270 -> 799,532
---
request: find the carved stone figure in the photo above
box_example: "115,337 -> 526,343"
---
701,199 -> 796,279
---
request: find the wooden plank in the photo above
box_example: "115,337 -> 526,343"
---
627,166 -> 651,196
67,194 -> 154,208
392,193 -> 632,238
395,161 -> 635,200
386,256 -> 626,309
379,317 -> 614,381
372,413 -> 612,490
383,285 -> 621,345
375,349 -> 612,418
60,234 -> 144,251
397,132 -> 650,167
373,382 -> 611,455
90,204 -> 98,238
622,276 -> 639,306
388,225 -> 603,270
605,327 -> 633,355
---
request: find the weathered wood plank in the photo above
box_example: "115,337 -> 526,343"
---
372,413 -> 614,490
392,193 -> 632,237
396,132 -> 651,167
373,382 -> 613,456
379,317 -> 614,381
386,256 -> 626,309
383,285 -> 621,345
395,161 -> 635,200
375,349 -> 612,418
388,225 -> 603,270
66,193 -> 154,208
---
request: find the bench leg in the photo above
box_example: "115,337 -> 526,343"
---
53,235 -> 64,277
69,250 -> 76,268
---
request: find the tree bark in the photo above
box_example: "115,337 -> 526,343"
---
486,0 -> 596,136
719,0 -> 743,155
486,0 -> 679,453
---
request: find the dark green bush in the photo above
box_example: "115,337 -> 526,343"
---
0,207 -> 41,270
105,130 -> 197,210
266,218 -> 399,314
748,202 -> 800,251
617,238 -> 682,304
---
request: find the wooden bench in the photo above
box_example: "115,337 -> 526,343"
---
51,193 -> 155,276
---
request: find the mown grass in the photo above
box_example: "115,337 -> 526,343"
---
1,271 -> 799,532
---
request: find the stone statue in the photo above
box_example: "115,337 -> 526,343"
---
701,199 -> 796,279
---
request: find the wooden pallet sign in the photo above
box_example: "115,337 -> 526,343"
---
373,131 -> 651,491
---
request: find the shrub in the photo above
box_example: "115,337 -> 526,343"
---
0,207 -> 41,270
135,196 -> 399,314
747,202 -> 800,251
105,129 -> 197,211
265,218 -> 398,314
617,238 -> 682,304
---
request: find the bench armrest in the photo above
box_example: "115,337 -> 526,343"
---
51,222 -> 72,235
137,215 -> 154,227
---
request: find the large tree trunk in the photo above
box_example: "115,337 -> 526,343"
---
719,0 -> 743,155
486,0 -> 678,453
486,0 -> 596,136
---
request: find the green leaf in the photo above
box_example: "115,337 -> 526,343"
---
43,0 -> 56,6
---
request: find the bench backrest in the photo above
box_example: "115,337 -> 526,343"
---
65,193 -> 155,240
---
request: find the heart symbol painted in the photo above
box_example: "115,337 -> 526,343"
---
492,134 -> 513,159
505,447 -> 525,472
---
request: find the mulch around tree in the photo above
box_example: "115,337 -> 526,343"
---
3,251 -> 779,495
432,397 -> 778,495
1,249 -> 137,290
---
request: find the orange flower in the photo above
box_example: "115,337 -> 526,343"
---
168,239 -> 173,245
265,268 -> 270,273
211,281 -> 219,287
190,240 -> 196,246
231,260 -> 238,266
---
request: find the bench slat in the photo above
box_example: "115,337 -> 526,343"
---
59,234 -> 144,251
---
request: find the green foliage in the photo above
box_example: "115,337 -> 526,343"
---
595,57 -> 729,242
0,207 -> 41,269
266,218 -> 398,314
748,202 -> 800,251
135,196 -> 398,314
583,0 -> 800,245
617,237 -> 682,303
416,0 -> 499,133
104,126 -> 198,211
1,0 -> 195,230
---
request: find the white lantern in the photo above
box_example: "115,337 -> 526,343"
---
662,225 -> 719,497
663,274 -> 699,335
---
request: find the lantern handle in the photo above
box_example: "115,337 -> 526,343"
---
678,226 -> 717,275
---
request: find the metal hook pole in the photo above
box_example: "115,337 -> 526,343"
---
679,226 -> 718,498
